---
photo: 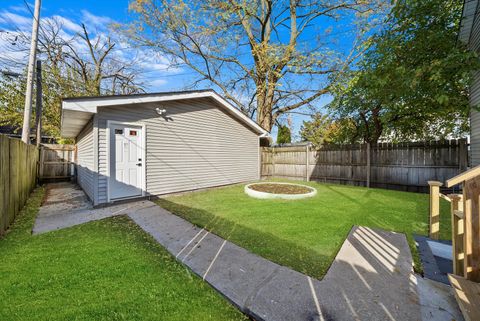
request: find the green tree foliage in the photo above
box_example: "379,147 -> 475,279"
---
328,0 -> 478,143
300,113 -> 356,146
276,125 -> 291,145
0,76 -> 26,133
0,68 -> 80,138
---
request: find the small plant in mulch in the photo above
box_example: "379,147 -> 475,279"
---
248,183 -> 312,195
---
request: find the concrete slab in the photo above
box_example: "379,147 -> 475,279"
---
313,226 -> 421,321
200,241 -> 280,309
39,182 -> 92,216
128,207 -> 282,310
247,266 -> 322,321
416,276 -> 464,321
128,205 -> 206,256
33,183 -> 152,234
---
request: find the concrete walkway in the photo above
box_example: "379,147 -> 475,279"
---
34,183 -> 463,321
33,183 -> 152,234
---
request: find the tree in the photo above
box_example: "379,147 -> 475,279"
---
0,75 -> 26,133
328,0 -> 479,143
0,17 -> 144,138
35,18 -> 144,96
300,113 -> 355,146
276,124 -> 291,144
123,0 -> 385,131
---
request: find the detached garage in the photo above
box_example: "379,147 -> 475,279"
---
61,90 -> 268,206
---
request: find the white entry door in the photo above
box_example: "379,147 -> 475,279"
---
109,123 -> 144,200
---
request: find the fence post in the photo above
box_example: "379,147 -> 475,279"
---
272,146 -> 275,178
38,145 -> 44,179
448,194 -> 464,276
428,180 -> 443,240
458,138 -> 468,171
306,144 -> 310,181
366,143 -> 371,188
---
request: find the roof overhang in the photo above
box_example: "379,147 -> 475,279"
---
61,90 -> 269,138
459,0 -> 479,46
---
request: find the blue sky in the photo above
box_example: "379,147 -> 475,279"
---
0,0 -> 367,140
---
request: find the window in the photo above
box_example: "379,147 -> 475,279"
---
129,130 -> 138,136
114,129 -> 123,135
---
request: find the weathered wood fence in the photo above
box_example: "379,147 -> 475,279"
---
261,139 -> 468,192
0,134 -> 39,236
39,144 -> 75,180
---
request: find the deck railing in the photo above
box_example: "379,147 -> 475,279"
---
429,165 -> 480,282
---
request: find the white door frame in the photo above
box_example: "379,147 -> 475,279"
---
106,120 -> 146,203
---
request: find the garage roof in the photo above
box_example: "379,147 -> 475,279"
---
61,89 -> 268,138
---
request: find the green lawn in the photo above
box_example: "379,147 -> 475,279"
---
0,187 -> 246,321
157,180 -> 451,279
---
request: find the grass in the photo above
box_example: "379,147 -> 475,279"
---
157,180 -> 451,279
0,186 -> 246,321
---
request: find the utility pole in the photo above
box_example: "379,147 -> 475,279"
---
35,60 -> 42,147
21,0 -> 42,144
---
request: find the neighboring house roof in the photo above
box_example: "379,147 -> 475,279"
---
459,0 -> 480,47
61,89 -> 269,138
0,125 -> 20,135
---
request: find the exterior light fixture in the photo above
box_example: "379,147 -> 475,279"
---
155,107 -> 166,115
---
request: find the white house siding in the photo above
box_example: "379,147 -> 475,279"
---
75,117 -> 95,201
95,97 -> 260,204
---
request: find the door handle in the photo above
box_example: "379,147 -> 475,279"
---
136,163 -> 142,167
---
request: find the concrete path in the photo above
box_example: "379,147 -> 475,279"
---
32,183 -> 152,234
34,183 -> 463,321
128,206 -> 462,321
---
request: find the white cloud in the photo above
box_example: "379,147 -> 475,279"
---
0,11 -> 32,29
148,79 -> 168,89
8,5 -> 30,14
51,15 -> 83,33
137,50 -> 182,74
80,10 -> 112,28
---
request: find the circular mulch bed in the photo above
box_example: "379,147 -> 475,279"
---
244,182 -> 317,200
248,183 -> 312,195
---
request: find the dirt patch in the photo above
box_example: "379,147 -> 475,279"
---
248,183 -> 312,195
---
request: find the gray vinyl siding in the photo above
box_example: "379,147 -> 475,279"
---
75,118 -> 95,201
96,97 -> 259,204
471,71 -> 480,166
470,3 -> 480,52
459,0 -> 478,44
468,4 -> 480,166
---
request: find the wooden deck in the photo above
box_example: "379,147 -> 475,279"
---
448,274 -> 480,321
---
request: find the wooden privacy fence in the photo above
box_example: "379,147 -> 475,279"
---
39,144 -> 75,180
261,139 -> 468,192
0,134 -> 39,236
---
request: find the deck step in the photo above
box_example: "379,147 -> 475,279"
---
453,210 -> 464,218
448,274 -> 480,321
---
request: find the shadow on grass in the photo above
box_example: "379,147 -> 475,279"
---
156,198 -> 331,279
